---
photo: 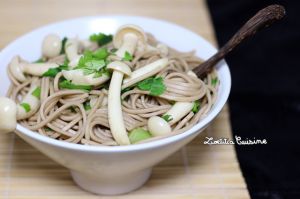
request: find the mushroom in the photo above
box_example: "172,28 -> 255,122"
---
107,61 -> 132,145
161,71 -> 197,125
136,43 -> 169,58
17,79 -> 41,120
148,116 -> 171,136
62,70 -> 110,86
122,58 -> 168,89
9,56 -> 59,82
113,24 -> 147,58
162,102 -> 194,125
65,38 -> 82,68
42,34 -> 62,58
0,97 -> 17,133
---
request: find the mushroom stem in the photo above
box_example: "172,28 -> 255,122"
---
164,102 -> 194,125
9,56 -> 59,82
122,58 -> 168,89
115,33 -> 139,58
107,61 -> 132,145
17,79 -> 41,120
62,70 -> 110,86
108,72 -> 130,145
65,38 -> 80,61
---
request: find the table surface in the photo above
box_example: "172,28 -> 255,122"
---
0,0 -> 250,198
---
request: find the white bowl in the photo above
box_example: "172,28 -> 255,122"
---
0,16 -> 231,195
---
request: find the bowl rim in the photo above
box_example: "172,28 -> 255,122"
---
1,15 -> 231,153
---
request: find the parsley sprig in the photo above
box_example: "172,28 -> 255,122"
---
89,33 -> 113,46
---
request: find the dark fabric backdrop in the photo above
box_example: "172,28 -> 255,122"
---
206,0 -> 300,199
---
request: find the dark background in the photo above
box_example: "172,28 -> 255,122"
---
207,0 -> 300,199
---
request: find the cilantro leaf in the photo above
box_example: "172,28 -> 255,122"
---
60,37 -> 68,54
83,101 -> 91,111
162,114 -> 173,122
59,80 -> 92,91
123,51 -> 133,61
42,64 -> 69,77
93,48 -> 109,59
89,33 -> 113,46
31,87 -> 41,99
192,101 -> 201,113
137,77 -> 166,96
211,77 -> 218,87
20,103 -> 31,113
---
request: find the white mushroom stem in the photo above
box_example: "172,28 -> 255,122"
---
136,43 -> 169,58
115,33 -> 139,58
9,56 -> 59,82
65,38 -> 80,61
107,61 -> 132,145
164,102 -> 194,125
62,70 -> 110,86
17,80 -> 41,120
122,58 -> 168,89
0,97 -> 17,133
148,116 -> 171,136
187,70 -> 198,78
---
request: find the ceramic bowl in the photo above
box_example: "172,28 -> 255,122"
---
0,16 -> 231,195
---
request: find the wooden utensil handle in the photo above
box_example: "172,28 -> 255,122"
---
193,4 -> 286,77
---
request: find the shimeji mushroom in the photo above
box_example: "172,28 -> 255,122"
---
17,80 -> 41,120
136,43 -> 169,58
122,58 -> 169,89
160,70 -> 198,125
42,34 -> 62,58
148,116 -> 171,136
107,61 -> 132,145
62,70 -> 110,86
0,97 -> 17,133
9,56 -> 59,82
113,24 -> 147,58
65,38 -> 82,68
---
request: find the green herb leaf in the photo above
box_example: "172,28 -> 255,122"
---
89,33 -> 113,46
59,80 -> 92,91
162,114 -> 173,122
192,101 -> 201,113
211,77 -> 218,87
42,64 -> 69,77
20,103 -> 31,113
129,128 -> 152,144
31,87 -> 41,99
110,48 -> 117,53
123,51 -> 133,61
44,127 -> 52,131
60,37 -> 68,54
83,101 -> 91,111
137,77 -> 166,96
93,48 -> 109,59
121,86 -> 134,94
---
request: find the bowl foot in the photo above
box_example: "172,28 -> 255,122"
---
70,168 -> 152,195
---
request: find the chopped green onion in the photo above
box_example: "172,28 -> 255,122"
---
192,101 -> 201,113
20,103 -> 31,113
31,87 -> 41,99
129,128 -> 152,144
162,114 -> 173,122
211,77 -> 218,87
83,101 -> 91,111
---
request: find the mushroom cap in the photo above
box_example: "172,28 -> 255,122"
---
113,24 -> 147,48
42,34 -> 62,58
107,61 -> 132,76
9,56 -> 26,82
148,116 -> 172,136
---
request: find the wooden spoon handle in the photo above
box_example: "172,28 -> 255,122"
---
193,4 -> 286,78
